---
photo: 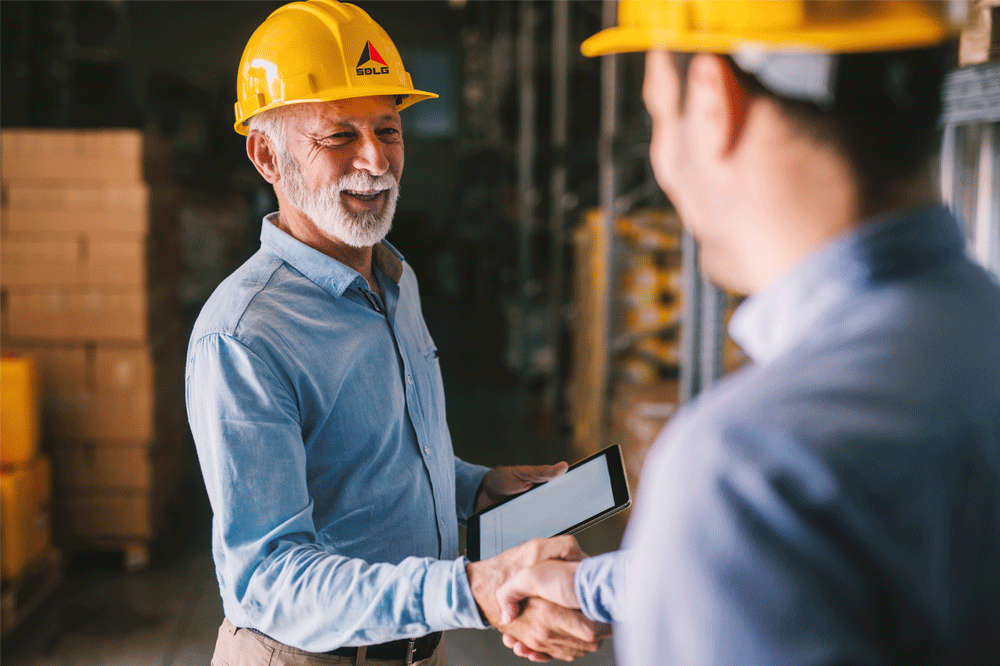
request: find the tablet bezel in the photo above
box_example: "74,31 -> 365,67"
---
465,444 -> 631,561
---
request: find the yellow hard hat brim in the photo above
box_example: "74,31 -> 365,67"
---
234,87 -> 439,136
582,1 -> 959,57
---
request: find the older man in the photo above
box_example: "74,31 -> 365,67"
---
186,2 -> 604,664
499,1 -> 1000,664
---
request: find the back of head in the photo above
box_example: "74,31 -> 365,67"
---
583,0 -> 967,208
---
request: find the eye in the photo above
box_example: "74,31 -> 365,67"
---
318,131 -> 357,146
378,127 -> 402,142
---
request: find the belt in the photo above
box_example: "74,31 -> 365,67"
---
248,628 -> 442,664
328,632 -> 442,663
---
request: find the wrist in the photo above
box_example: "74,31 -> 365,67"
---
466,560 -> 500,626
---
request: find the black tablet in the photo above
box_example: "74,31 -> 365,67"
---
466,445 -> 631,561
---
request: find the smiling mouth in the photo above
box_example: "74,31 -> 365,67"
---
343,189 -> 386,202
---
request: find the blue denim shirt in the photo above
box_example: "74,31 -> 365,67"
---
186,214 -> 490,652
576,205 -> 1000,664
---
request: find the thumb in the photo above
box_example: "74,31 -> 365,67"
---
497,560 -> 582,624
514,461 -> 569,484
496,568 -> 535,625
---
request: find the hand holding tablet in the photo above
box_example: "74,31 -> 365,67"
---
467,445 -> 631,561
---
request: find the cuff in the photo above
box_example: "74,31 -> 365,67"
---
422,557 -> 490,631
455,459 -> 490,522
574,551 -> 626,624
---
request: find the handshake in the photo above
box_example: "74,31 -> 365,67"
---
466,535 -> 610,662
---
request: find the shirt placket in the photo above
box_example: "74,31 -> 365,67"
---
377,281 -> 449,558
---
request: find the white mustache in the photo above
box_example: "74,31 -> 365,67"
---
336,172 -> 397,195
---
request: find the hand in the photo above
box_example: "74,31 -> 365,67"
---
500,597 -> 610,662
466,536 -> 584,628
497,560 -> 581,624
475,462 -> 569,512
495,559 -> 609,662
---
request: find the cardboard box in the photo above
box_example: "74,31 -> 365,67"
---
1,456 -> 52,580
0,344 -> 90,391
1,233 -> 148,286
57,493 -> 154,539
2,285 -> 170,342
52,442 -> 155,491
0,129 -> 169,183
1,182 -> 176,235
48,388 -> 155,440
610,382 -> 679,491
1,339 -> 185,442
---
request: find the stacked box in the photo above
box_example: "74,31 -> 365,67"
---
1,129 -> 183,550
609,381 -> 679,495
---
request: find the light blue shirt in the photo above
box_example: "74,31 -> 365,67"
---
186,214 -> 490,652
576,205 -> 1000,664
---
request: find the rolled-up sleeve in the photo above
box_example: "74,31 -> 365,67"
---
186,333 -> 487,652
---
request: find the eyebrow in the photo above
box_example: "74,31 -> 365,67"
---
323,113 -> 400,126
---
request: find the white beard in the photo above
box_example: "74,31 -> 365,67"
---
280,149 -> 398,248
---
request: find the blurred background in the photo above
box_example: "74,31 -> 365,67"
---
1,1 -> 997,664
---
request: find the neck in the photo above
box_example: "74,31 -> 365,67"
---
715,111 -> 936,294
273,207 -> 374,279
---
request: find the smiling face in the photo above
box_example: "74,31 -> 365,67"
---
274,96 -> 404,248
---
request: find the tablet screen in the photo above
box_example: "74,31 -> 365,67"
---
476,455 -> 617,560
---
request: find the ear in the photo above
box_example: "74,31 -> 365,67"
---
686,54 -> 751,159
246,131 -> 281,184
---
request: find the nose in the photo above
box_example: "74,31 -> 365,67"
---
351,131 -> 390,176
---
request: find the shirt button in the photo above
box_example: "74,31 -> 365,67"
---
424,446 -> 430,455
439,519 -> 445,528
406,375 -> 413,385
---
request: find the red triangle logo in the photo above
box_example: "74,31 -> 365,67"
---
367,41 -> 388,66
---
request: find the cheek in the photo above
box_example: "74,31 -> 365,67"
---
388,143 -> 404,180
648,115 -> 683,197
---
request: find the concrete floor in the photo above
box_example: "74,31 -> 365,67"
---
2,517 -> 621,666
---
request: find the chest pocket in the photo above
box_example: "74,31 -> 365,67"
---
414,345 -> 447,442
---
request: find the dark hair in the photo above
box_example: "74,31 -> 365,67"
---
670,43 -> 956,208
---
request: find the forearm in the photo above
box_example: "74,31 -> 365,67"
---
225,542 -> 487,651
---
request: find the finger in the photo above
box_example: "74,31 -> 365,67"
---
505,599 -> 602,660
521,535 -> 586,564
548,605 -> 604,644
514,640 -> 552,662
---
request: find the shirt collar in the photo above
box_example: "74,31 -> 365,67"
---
259,212 -> 405,298
729,204 -> 964,365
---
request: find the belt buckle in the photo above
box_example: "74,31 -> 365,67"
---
405,638 -> 417,666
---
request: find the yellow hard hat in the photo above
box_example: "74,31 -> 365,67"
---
582,0 -> 967,57
234,0 -> 438,135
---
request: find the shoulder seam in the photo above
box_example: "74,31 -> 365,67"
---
188,330 -> 298,411
193,254 -> 286,346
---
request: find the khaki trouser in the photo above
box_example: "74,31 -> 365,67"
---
211,618 -> 447,666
